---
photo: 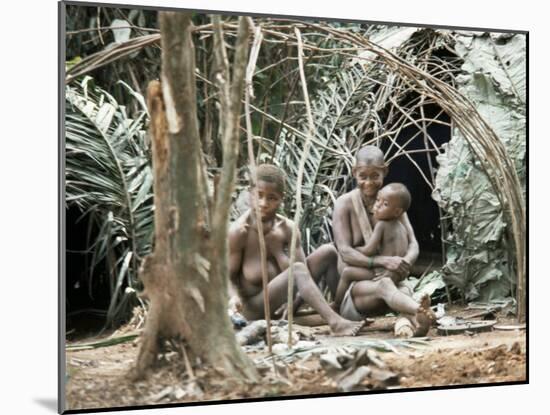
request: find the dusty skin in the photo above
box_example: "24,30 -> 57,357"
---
229,165 -> 364,336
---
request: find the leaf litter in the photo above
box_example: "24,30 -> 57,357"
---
66,305 -> 525,411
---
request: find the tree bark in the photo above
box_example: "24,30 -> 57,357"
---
133,12 -> 257,383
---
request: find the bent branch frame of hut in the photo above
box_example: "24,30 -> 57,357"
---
66,19 -> 526,323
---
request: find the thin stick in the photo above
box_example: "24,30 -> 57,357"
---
269,60 -> 305,162
417,52 -> 451,306
257,86 -> 270,164
243,22 -> 273,354
386,148 -> 439,161
210,15 -> 251,274
96,7 -> 105,46
66,25 -> 160,35
382,129 -> 434,190
389,97 -> 443,156
181,343 -> 196,381
419,99 -> 452,305
287,28 -> 315,347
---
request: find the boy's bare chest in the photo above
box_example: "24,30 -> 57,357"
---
245,227 -> 288,258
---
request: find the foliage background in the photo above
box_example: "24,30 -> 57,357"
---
64,4 -> 526,326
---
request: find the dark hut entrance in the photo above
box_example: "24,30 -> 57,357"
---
379,102 -> 451,276
66,206 -> 110,338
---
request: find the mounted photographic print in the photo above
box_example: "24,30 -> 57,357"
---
60,0 -> 527,412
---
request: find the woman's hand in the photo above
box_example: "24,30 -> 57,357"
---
380,256 -> 410,275
374,268 -> 406,283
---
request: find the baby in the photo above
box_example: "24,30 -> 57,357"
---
334,182 -> 412,307
363,182 -> 411,261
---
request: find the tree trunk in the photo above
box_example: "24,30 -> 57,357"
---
133,12 -> 257,383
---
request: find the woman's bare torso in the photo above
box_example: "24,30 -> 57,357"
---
348,194 -> 373,248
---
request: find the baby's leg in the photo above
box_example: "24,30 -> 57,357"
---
334,265 -> 375,308
352,277 -> 418,317
375,222 -> 410,284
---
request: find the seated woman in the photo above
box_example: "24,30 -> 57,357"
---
332,146 -> 435,336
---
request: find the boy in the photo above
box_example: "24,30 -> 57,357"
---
332,146 -> 434,336
229,164 -> 364,336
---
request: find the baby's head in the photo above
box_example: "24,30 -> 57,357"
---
373,182 -> 411,221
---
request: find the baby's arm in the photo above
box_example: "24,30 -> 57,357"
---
357,221 -> 385,257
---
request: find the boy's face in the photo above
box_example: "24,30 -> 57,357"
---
373,187 -> 403,221
250,180 -> 283,221
353,165 -> 386,198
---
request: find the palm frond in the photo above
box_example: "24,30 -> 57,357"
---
66,77 -> 153,326
268,62 -> 381,250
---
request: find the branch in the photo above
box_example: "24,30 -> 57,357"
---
287,28 -> 315,345
212,16 -> 250,238
243,20 -> 274,354
66,25 -> 160,35
66,34 -> 161,84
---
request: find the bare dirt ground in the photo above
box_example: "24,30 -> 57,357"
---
65,305 -> 526,411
